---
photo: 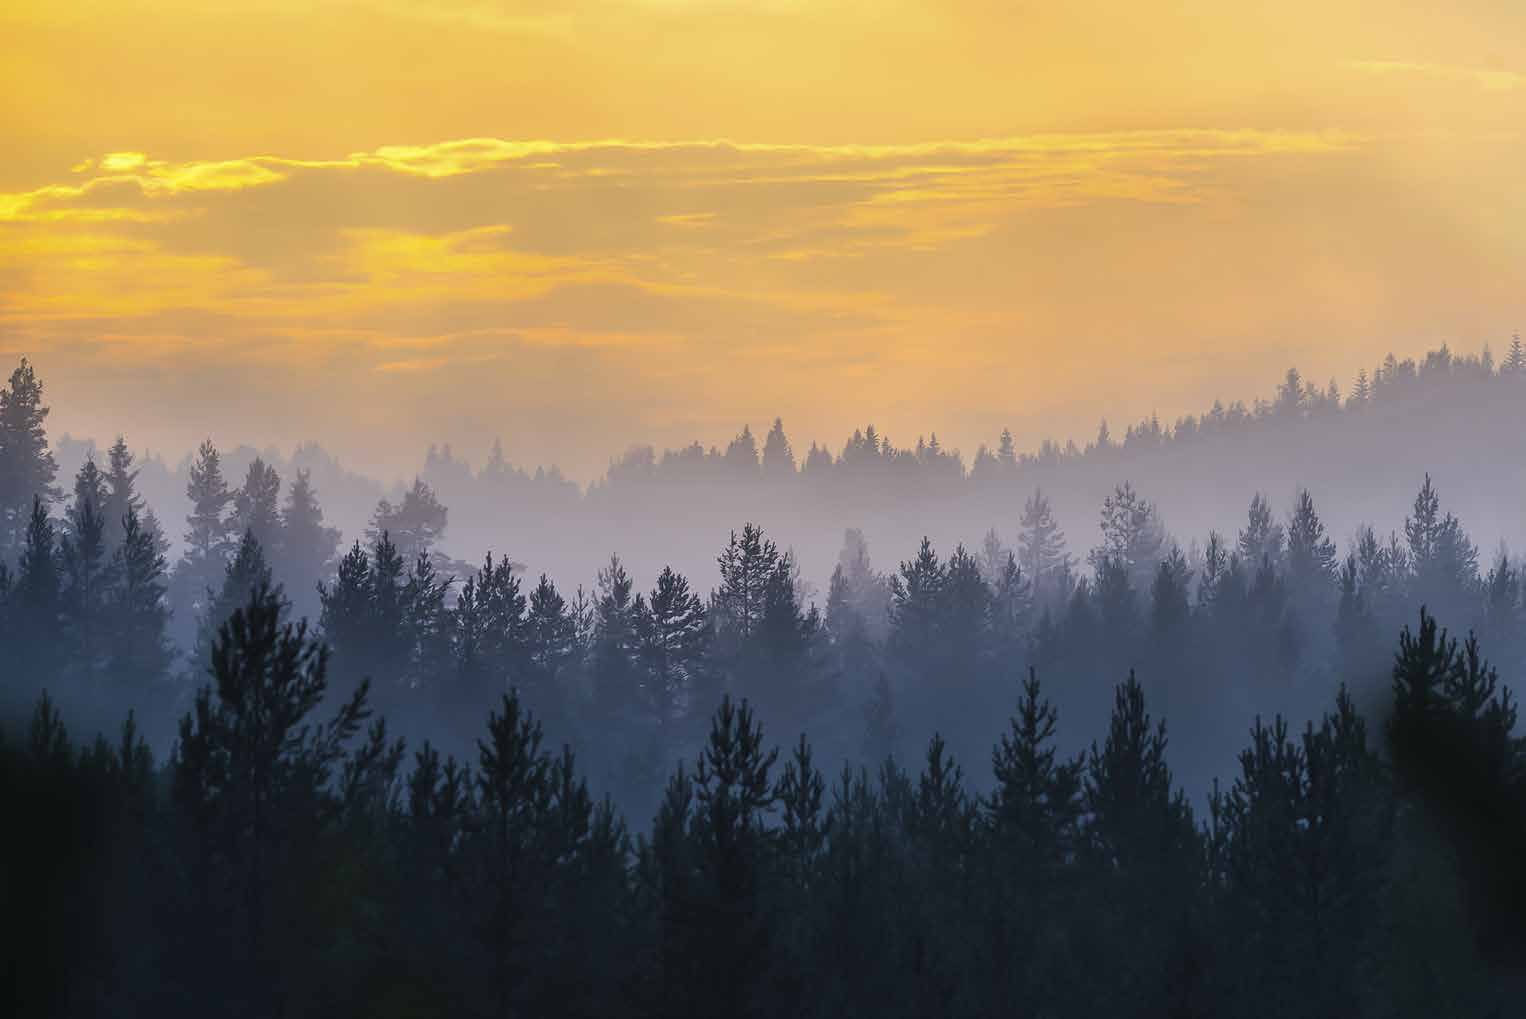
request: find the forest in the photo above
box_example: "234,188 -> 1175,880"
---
2,351 -> 1525,1016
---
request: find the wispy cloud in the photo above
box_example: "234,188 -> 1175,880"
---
0,127 -> 1388,475
1349,59 -> 1524,91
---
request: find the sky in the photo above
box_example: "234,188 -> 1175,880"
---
3,0 -> 1524,481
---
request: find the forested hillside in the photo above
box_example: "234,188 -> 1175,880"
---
2,350 -> 1524,1015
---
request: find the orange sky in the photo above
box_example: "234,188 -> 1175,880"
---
3,0 -> 1524,480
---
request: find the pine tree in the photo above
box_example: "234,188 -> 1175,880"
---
182,439 -> 235,564
761,417 -> 795,480
1090,481 -> 1165,592
1275,366 -> 1306,417
1350,369 -> 1372,406
1334,554 -> 1382,681
1018,488 -> 1068,599
986,668 -> 1085,1012
277,468 -> 340,618
526,573 -> 577,698
102,436 -> 143,552
0,358 -> 61,553
989,667 -> 1084,874
635,566 -> 710,728
750,550 -> 821,718
469,689 -> 552,1017
193,531 -> 277,678
997,428 -> 1018,470
172,579 -> 370,1013
713,524 -> 780,646
231,457 -> 282,555
369,478 -> 447,563
686,695 -> 780,1018
108,506 -> 172,689
1404,474 -> 1478,608
1285,488 -> 1338,609
174,440 -> 237,635
400,550 -> 453,698
587,553 -> 638,716
988,551 -> 1031,659
1197,531 -> 1229,611
319,541 -> 373,679
59,489 -> 113,687
889,535 -> 945,650
67,458 -> 108,537
1079,672 -> 1203,1016
977,528 -> 1006,588
1237,492 -> 1285,573
1503,333 -> 1525,377
451,551 -> 528,707
940,543 -> 993,682
1149,546 -> 1191,636
13,496 -> 63,683
724,424 -> 760,475
1210,690 -> 1390,1017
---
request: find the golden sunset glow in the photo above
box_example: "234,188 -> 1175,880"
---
3,0 -> 1525,477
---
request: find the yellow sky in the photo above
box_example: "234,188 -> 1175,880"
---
2,0 -> 1524,479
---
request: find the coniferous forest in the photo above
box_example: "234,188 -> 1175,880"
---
3,351 -> 1526,1017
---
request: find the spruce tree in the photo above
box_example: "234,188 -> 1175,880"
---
1018,488 -> 1068,603
635,565 -> 710,728
0,358 -> 61,554
276,468 -> 340,619
368,478 -> 447,564
450,551 -> 528,708
58,490 -> 113,688
171,579 -> 370,1014
1090,481 -> 1166,592
761,418 -> 795,480
1285,488 -> 1338,610
13,496 -> 63,684
108,506 -> 172,690
525,573 -> 577,704
67,458 -> 108,537
988,551 -> 1031,663
175,439 -> 237,633
714,524 -> 780,645
997,428 -> 1018,470
1404,474 -> 1478,609
686,696 -> 780,1018
724,424 -> 760,475
192,532 -> 277,678
102,436 -> 143,552
318,541 -> 373,682
1350,368 -> 1372,406
589,553 -> 638,716
468,689 -> 552,1017
889,537 -> 946,677
1503,333 -> 1525,377
1079,673 -> 1202,1016
1149,546 -> 1191,636
1237,492 -> 1285,573
231,457 -> 282,556
988,670 -> 1084,989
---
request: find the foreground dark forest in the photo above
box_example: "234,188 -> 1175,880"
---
2,355 -> 1525,1015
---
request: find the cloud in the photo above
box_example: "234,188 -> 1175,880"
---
0,126 -> 1394,477
1349,60 -> 1524,91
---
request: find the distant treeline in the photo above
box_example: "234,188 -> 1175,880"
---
43,337 -> 1526,588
